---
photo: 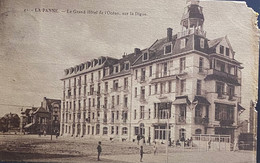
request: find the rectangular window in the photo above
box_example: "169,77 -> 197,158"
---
135,70 -> 138,79
149,66 -> 152,77
165,44 -> 172,54
124,77 -> 128,90
117,95 -> 120,105
154,103 -> 157,118
135,87 -> 137,97
168,81 -> 172,93
160,82 -> 165,94
155,84 -> 158,94
111,126 -> 114,134
199,57 -> 204,72
180,57 -> 186,73
148,109 -> 151,119
141,68 -> 146,82
91,73 -> 94,82
105,82 -> 108,92
226,47 -> 230,56
104,97 -> 107,109
92,98 -> 95,107
105,67 -> 109,76
180,38 -> 188,49
98,71 -> 101,80
200,38 -> 205,48
163,62 -> 167,76
197,80 -> 202,95
216,82 -> 224,98
215,104 -> 234,121
90,84 -> 94,95
112,96 -> 115,108
134,110 -> 137,119
125,62 -> 130,70
140,106 -> 145,119
116,111 -> 119,120
140,86 -> 145,100
227,85 -> 235,100
149,85 -> 152,95
180,79 -> 186,94
113,80 -> 119,91
143,52 -> 148,61
114,65 -> 119,73
220,45 -> 224,54
124,95 -> 128,107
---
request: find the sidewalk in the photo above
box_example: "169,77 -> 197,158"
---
101,151 -> 256,163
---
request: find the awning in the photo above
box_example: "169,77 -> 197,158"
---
172,96 -> 191,105
193,96 -> 210,105
24,123 -> 33,128
150,75 -> 177,84
238,104 -> 246,115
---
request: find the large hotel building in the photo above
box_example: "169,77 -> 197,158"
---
60,2 -> 243,143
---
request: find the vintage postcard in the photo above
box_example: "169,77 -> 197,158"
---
0,0 -> 259,162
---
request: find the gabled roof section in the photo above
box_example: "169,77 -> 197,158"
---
208,37 -> 224,49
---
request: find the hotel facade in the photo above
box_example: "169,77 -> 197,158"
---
60,2 -> 243,143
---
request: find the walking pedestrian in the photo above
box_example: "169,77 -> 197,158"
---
137,134 -> 140,145
153,142 -> 157,155
140,145 -> 144,162
233,138 -> 238,152
208,140 -> 211,151
97,141 -> 102,161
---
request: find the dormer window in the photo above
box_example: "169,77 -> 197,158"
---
164,44 -> 172,54
143,52 -> 148,61
98,58 -> 102,65
180,38 -> 188,49
125,62 -> 130,70
220,45 -> 224,54
200,38 -> 204,49
104,67 -> 109,76
226,48 -> 230,56
114,65 -> 119,73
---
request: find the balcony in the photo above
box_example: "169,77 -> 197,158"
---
177,116 -> 186,124
194,117 -> 209,125
177,28 -> 206,38
206,69 -> 241,85
139,96 -> 147,103
220,119 -> 234,126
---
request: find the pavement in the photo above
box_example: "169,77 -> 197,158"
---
101,151 -> 256,163
0,134 -> 256,163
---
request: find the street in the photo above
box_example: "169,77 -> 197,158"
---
0,134 -> 256,163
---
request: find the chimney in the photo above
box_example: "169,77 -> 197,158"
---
134,48 -> 141,55
167,28 -> 173,42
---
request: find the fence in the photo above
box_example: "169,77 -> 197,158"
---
192,134 -> 231,151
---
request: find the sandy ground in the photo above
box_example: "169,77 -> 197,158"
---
0,134 -> 256,163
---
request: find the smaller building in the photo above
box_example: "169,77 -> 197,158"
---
21,97 -> 61,134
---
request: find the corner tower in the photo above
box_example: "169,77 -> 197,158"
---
178,0 -> 206,38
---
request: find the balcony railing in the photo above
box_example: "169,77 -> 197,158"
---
207,69 -> 241,85
177,116 -> 186,124
194,117 -> 209,125
177,28 -> 206,38
220,119 -> 234,126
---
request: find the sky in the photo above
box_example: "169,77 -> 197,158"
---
0,0 -> 259,118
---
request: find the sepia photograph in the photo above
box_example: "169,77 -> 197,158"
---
0,0 -> 259,162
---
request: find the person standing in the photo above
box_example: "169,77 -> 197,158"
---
97,141 -> 102,161
140,145 -> 144,162
153,142 -> 157,155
